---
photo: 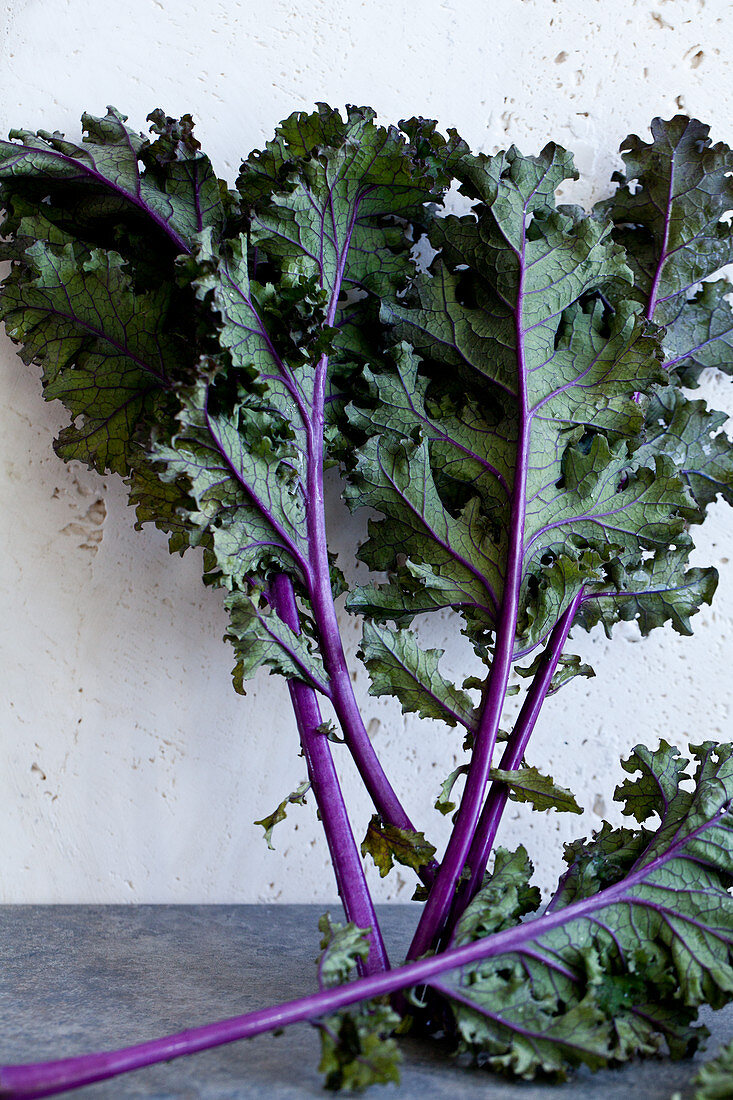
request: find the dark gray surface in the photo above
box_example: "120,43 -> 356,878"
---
1,905 -> 731,1098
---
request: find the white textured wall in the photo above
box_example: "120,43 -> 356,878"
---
1,0 -> 732,904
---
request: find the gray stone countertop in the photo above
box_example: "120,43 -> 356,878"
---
1,905 -> 731,1098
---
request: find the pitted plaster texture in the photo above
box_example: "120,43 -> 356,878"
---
0,0 -> 732,903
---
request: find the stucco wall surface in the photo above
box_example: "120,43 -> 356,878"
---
0,0 -> 731,904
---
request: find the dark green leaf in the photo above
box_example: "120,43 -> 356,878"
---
613,739 -> 692,824
0,106 -> 225,255
487,765 -> 584,814
226,590 -> 329,693
577,545 -> 718,637
317,1003 -> 402,1092
591,117 -> 733,641
596,116 -> 733,383
239,103 -> 440,300
346,142 -> 686,660
453,846 -> 541,944
143,107 -> 446,683
634,386 -> 733,515
0,233 -> 187,475
316,914 -> 402,1090
317,913 -> 372,987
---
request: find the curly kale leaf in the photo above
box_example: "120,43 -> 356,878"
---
225,590 -> 329,694
0,108 -> 227,480
0,228 -> 188,475
144,102 -> 443,682
316,915 -> 402,1091
238,102 -> 440,300
634,386 -> 733,516
596,116 -> 733,385
431,741 -> 733,1080
346,139 -> 696,662
359,620 -> 478,734
0,106 -> 227,258
487,765 -> 583,814
0,104 -> 444,687
452,845 -> 542,944
576,545 -> 717,637
594,116 -> 733,581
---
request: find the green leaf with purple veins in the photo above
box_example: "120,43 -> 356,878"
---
487,765 -> 583,814
437,741 -> 733,1079
0,233 -> 186,474
0,106 -> 226,255
595,116 -> 733,381
347,142 -> 687,660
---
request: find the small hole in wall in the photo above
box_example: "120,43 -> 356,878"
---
554,51 -> 568,64
690,49 -> 704,68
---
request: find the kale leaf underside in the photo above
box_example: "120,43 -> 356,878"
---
342,119 -> 733,725
0,106 -> 228,476
595,116 -> 733,387
430,741 -> 733,1079
597,117 -> 733,531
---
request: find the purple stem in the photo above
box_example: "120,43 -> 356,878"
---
451,587 -> 585,919
309,573 -> 422,836
269,575 -> 388,976
210,192 -> 418,842
304,431 -> 419,836
406,202 -> 533,961
645,158 -> 675,320
215,185 -> 421,864
299,203 -> 422,839
0,816 -> 714,1100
